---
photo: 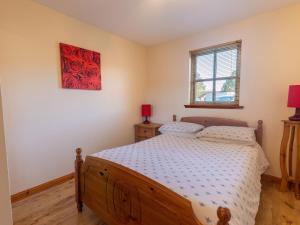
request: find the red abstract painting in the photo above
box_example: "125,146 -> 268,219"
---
60,43 -> 101,90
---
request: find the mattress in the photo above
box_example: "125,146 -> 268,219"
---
92,134 -> 269,225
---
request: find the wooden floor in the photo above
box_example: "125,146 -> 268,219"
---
12,179 -> 300,225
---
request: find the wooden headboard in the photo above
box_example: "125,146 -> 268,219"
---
172,115 -> 263,146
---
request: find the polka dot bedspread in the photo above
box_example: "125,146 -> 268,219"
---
93,134 -> 269,225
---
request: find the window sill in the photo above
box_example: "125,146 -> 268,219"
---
184,104 -> 244,109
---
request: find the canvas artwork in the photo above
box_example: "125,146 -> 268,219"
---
60,43 -> 101,90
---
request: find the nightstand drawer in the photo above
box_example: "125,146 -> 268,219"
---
136,127 -> 153,138
136,137 -> 148,142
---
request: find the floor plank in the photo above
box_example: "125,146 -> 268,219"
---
256,181 -> 300,225
12,179 -> 300,225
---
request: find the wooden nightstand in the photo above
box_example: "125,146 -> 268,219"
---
134,123 -> 162,142
280,120 -> 300,199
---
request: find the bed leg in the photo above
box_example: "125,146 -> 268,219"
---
217,207 -> 231,225
75,148 -> 83,212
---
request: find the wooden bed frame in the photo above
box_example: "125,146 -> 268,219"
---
75,116 -> 263,225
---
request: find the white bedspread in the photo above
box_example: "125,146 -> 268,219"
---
93,134 -> 269,225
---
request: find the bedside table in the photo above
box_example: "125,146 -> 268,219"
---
280,120 -> 300,199
134,123 -> 162,142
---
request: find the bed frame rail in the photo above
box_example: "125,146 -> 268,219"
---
75,148 -> 231,225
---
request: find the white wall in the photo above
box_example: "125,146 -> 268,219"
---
0,86 -> 13,225
147,4 -> 300,177
0,0 -> 147,194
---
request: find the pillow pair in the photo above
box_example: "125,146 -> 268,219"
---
159,122 -> 256,144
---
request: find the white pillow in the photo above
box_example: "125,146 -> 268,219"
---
196,126 -> 256,144
159,122 -> 204,134
161,132 -> 197,138
198,137 -> 257,146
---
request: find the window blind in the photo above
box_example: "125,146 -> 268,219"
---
190,41 -> 241,105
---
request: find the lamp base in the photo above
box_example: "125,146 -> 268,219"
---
143,116 -> 151,124
289,108 -> 300,121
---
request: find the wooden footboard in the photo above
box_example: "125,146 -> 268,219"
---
75,148 -> 231,225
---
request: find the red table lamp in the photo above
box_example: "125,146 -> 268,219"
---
141,104 -> 152,124
288,85 -> 300,121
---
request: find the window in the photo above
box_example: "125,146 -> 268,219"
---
186,41 -> 242,109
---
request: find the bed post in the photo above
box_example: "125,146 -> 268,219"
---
173,114 -> 177,121
256,120 -> 263,146
75,148 -> 83,212
217,207 -> 231,225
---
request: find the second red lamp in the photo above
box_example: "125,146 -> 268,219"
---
141,104 -> 152,124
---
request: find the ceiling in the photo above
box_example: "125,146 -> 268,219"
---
35,0 -> 300,45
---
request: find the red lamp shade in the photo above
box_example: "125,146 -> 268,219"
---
288,85 -> 300,108
287,85 -> 300,121
141,104 -> 152,117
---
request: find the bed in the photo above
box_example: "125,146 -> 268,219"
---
75,116 -> 268,225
